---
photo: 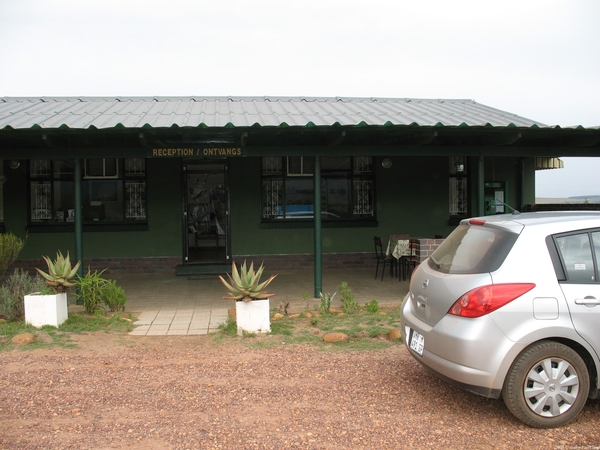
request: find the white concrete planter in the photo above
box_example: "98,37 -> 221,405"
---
235,299 -> 270,335
24,292 -> 68,328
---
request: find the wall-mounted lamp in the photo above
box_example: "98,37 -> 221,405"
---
381,158 -> 392,169
9,160 -> 20,169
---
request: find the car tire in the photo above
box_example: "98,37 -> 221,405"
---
502,341 -> 590,428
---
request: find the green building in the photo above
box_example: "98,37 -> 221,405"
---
1,97 -> 598,292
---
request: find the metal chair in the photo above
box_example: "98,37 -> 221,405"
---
400,239 -> 419,281
373,236 -> 396,281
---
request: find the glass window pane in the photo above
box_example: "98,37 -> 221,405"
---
324,178 -> 351,218
285,178 -> 313,217
53,160 -> 74,179
556,234 -> 595,282
322,157 -> 351,172
83,180 -> 123,222
53,180 -> 74,222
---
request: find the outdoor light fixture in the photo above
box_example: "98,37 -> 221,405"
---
381,158 -> 392,169
9,160 -> 20,169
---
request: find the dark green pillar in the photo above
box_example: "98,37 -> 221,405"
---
313,155 -> 322,297
477,154 -> 485,216
74,159 -> 83,304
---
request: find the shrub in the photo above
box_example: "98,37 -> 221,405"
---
339,282 -> 360,314
0,269 -> 45,321
319,290 -> 337,314
365,299 -> 379,313
102,280 -> 127,312
0,233 -> 26,277
76,268 -> 110,313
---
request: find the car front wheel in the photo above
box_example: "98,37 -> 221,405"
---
502,341 -> 590,428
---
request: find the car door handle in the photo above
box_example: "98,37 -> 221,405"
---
575,296 -> 600,305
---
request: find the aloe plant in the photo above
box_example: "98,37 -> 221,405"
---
218,260 -> 277,302
35,250 -> 81,293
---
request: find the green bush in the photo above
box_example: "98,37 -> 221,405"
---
102,280 -> 127,312
76,268 -> 109,313
365,299 -> 379,313
339,282 -> 360,314
0,269 -> 45,321
319,290 -> 336,314
0,233 -> 26,277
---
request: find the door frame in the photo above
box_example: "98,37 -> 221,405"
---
182,159 -> 230,264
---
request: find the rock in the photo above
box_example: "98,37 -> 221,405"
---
322,332 -> 349,343
388,328 -> 402,340
288,314 -> 300,319
12,333 -> 35,346
305,312 -> 312,318
272,313 -> 284,321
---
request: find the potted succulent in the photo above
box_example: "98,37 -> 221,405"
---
218,260 -> 277,335
24,251 -> 81,327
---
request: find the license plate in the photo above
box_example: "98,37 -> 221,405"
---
409,329 -> 425,356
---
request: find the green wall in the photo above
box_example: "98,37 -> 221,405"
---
5,154 -> 534,262
6,159 -> 183,260
228,155 -> 458,255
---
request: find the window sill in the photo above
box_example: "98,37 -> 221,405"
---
27,223 -> 149,233
261,219 -> 378,229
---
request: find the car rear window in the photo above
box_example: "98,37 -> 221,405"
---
428,223 -> 519,274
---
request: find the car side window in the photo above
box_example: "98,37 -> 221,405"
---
556,233 -> 595,282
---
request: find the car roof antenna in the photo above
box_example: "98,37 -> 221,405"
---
495,199 -> 520,215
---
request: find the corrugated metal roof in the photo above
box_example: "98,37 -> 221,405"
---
0,96 -> 550,130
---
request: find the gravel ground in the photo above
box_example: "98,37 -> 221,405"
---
1,332 -> 599,449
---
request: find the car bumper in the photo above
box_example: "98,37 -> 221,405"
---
400,294 -> 516,399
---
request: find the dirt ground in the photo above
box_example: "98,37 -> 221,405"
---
1,332 -> 599,450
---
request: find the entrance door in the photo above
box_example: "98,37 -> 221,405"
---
184,161 -> 229,264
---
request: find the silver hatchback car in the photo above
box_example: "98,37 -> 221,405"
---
401,211 -> 600,428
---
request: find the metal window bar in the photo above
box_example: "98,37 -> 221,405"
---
125,158 -> 146,176
125,181 -> 146,220
262,179 -> 283,219
449,177 -> 467,215
353,180 -> 374,216
31,183 -> 52,220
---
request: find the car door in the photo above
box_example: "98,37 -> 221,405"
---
555,231 -> 600,358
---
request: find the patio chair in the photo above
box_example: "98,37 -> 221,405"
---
373,236 -> 396,281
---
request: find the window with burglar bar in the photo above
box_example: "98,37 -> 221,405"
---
262,156 -> 374,221
29,158 -> 147,224
449,156 -> 468,217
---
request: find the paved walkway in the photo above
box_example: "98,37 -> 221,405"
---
97,268 -> 408,336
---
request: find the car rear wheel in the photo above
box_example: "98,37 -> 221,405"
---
502,341 -> 589,428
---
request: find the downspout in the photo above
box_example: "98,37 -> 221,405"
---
313,155 -> 322,297
74,159 -> 83,304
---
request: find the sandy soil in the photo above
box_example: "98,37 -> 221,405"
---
1,332 -> 599,449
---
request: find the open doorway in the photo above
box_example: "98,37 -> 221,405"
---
184,161 -> 229,264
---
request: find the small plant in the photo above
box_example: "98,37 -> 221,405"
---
365,299 -> 379,313
35,251 -> 81,293
77,268 -> 109,313
339,282 -> 359,314
302,292 -> 310,309
0,233 -> 26,277
102,280 -> 127,313
0,269 -> 45,321
278,300 -> 290,315
319,290 -> 337,314
218,260 -> 277,302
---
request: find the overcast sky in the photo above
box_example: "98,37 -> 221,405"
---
1,0 -> 598,197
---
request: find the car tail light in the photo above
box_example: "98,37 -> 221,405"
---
468,219 -> 486,226
448,283 -> 535,318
